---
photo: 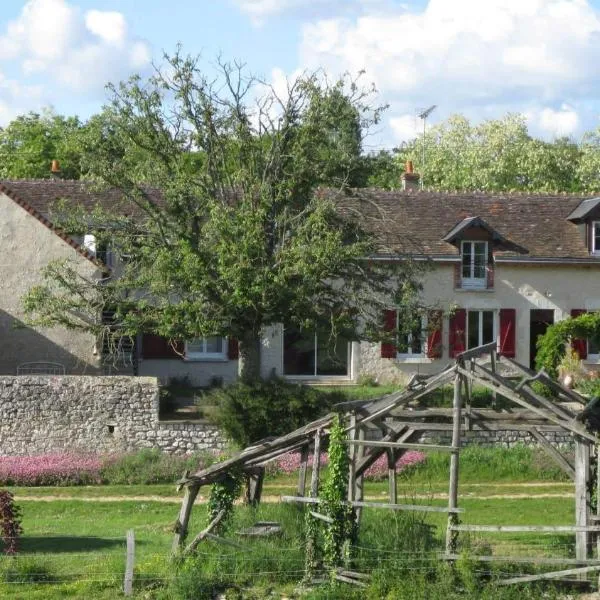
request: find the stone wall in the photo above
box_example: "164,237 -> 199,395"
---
419,429 -> 572,448
0,376 -> 226,455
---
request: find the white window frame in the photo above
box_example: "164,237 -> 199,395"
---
184,337 -> 228,361
592,222 -> 600,255
461,241 -> 488,289
396,311 -> 427,358
466,309 -> 497,350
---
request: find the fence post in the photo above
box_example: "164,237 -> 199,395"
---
124,529 -> 135,596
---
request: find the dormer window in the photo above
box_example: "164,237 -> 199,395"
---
461,241 -> 488,289
592,222 -> 600,255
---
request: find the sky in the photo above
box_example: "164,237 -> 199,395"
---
1,0 -> 600,148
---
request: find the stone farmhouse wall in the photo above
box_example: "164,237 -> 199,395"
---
0,376 -> 226,456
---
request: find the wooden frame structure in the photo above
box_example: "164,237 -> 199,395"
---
173,342 -> 600,586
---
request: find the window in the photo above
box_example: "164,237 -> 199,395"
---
461,241 -> 488,289
467,310 -> 495,349
592,222 -> 600,255
396,311 -> 426,357
185,337 -> 227,360
283,327 -> 350,376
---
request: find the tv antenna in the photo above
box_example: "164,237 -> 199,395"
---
418,105 -> 437,190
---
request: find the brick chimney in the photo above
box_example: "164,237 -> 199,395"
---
401,160 -> 420,191
51,159 -> 61,178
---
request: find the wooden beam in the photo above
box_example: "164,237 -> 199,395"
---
297,445 -> 309,497
450,525 -> 600,533
529,427 -> 575,479
245,467 -> 264,506
309,511 -> 334,524
446,371 -> 462,557
455,341 -> 497,361
184,508 -> 227,554
387,449 -> 397,505
347,413 -> 357,502
442,554 -> 600,566
575,438 -> 591,563
172,484 -> 199,552
343,440 -> 459,452
310,429 -> 322,499
457,365 -> 597,443
123,529 -> 135,597
354,428 -> 415,478
281,496 -> 464,514
498,565 -> 600,586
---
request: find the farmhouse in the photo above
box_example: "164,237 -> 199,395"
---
1,177 -> 599,384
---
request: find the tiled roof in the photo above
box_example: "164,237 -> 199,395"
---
328,189 -> 597,260
1,180 -> 598,261
0,179 -> 159,220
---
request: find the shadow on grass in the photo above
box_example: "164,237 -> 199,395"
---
20,536 -> 134,553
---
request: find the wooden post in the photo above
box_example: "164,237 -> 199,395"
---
387,449 -> 397,504
575,437 -> 591,564
354,426 -> 365,524
123,529 -> 135,596
297,445 -> 309,497
310,429 -> 322,498
347,412 -> 357,502
490,349 -> 497,404
446,369 -> 462,556
245,467 -> 265,506
172,485 -> 200,553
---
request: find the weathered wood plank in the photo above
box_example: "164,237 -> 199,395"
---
354,428 -> 414,478
450,525 -> 600,533
387,449 -> 397,504
309,511 -> 334,524
343,440 -> 459,453
575,438 -> 591,563
529,427 -> 575,479
455,341 -> 497,361
297,445 -> 309,497
442,554 -> 600,566
310,429 -> 322,499
184,508 -> 227,554
172,484 -> 199,552
498,565 -> 600,586
333,573 -> 368,587
280,496 -> 464,513
123,529 -> 135,597
446,371 -> 462,556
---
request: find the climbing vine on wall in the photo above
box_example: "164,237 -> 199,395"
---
0,490 -> 22,555
535,312 -> 600,377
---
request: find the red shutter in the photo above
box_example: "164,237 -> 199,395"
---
381,309 -> 397,359
499,309 -> 516,357
449,309 -> 466,358
427,310 -> 443,358
141,334 -> 183,359
228,338 -> 239,360
571,309 -> 588,359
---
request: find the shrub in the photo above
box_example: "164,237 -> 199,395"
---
99,448 -> 219,485
0,491 -> 22,554
207,377 -> 345,448
0,454 -> 103,486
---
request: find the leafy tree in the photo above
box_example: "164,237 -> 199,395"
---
397,114 -> 582,192
0,109 -> 85,179
23,51 -> 422,381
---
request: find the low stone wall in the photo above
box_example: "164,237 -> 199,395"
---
420,429 -> 572,448
0,376 -> 226,455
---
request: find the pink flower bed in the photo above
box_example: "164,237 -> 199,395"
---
0,454 -> 103,486
269,449 -> 426,480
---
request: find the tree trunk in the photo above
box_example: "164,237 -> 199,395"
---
239,331 -> 262,382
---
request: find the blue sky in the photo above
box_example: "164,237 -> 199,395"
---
2,0 -> 600,147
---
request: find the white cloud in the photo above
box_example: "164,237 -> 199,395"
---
85,10 -> 127,46
294,0 -> 600,144
0,0 -> 151,120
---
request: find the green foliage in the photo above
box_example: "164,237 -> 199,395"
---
99,448 -> 215,484
320,415 -> 355,570
22,50 -> 423,382
535,312 -> 600,377
396,113 -> 585,192
0,109 -> 86,179
207,468 -> 243,535
208,378 -> 344,448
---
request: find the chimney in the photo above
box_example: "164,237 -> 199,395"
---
401,160 -> 420,191
51,159 -> 61,177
